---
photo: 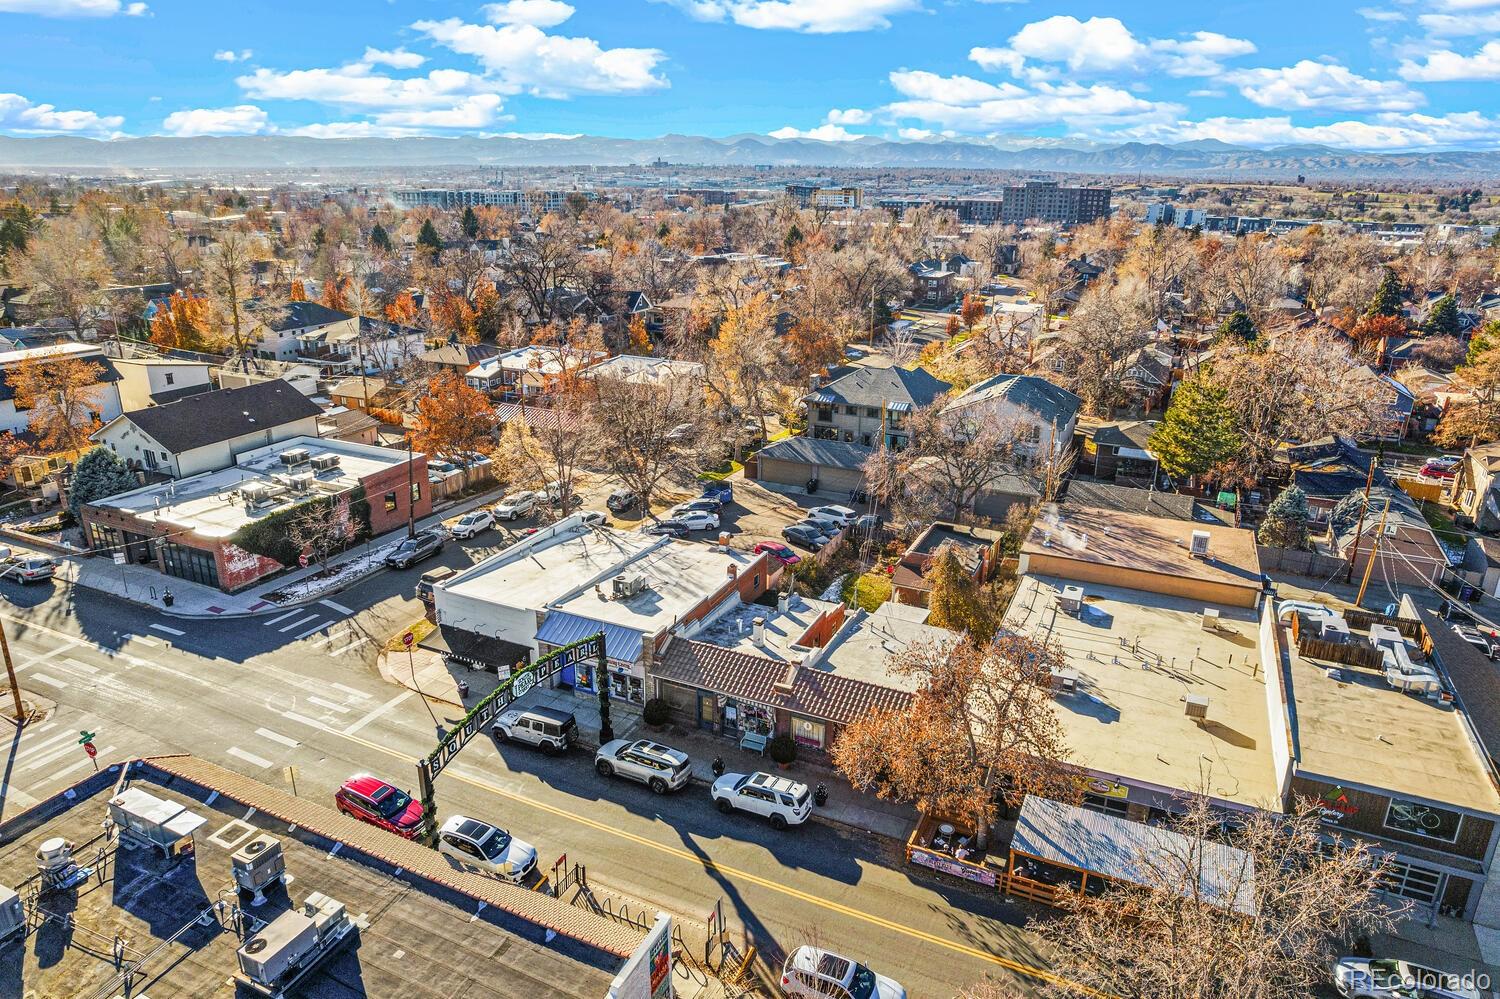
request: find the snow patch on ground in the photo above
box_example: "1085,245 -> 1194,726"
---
263,541 -> 401,603
819,574 -> 848,603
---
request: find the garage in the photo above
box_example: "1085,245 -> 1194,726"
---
752,437 -> 870,497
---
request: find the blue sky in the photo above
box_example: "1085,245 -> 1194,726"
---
2,0 -> 1500,150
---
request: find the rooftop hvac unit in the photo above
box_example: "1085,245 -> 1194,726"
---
1185,694 -> 1210,720
235,892 -> 352,996
612,574 -> 628,599
1320,616 -> 1351,644
288,473 -> 314,492
0,884 -> 21,945
310,454 -> 340,472
107,787 -> 206,859
1201,608 -> 1221,631
1058,585 -> 1084,615
1189,530 -> 1211,558
279,448 -> 311,467
231,834 -> 286,905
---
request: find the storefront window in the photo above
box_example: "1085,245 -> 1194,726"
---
1384,798 -> 1462,843
575,662 -> 595,692
608,669 -> 644,705
720,697 -> 774,736
791,716 -> 826,751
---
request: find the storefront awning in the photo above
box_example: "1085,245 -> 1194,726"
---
535,611 -> 643,665
1011,797 -> 1257,914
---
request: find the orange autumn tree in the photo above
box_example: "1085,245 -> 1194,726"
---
961,293 -> 986,331
289,279 -> 307,302
148,292 -> 217,352
945,314 -> 961,338
1348,312 -> 1407,362
410,371 -> 495,461
7,355 -> 105,453
626,314 -> 652,355
431,291 -> 479,344
384,291 -> 419,328
321,274 -> 352,313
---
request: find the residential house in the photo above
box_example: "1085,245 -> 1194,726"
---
751,436 -> 872,498
1333,485 -> 1452,587
941,373 -> 1082,462
891,522 -> 999,606
0,342 -> 123,438
420,341 -> 502,375
1076,419 -> 1160,486
1121,344 -> 1175,412
110,356 -> 213,410
81,436 -> 430,592
246,301 -> 357,363
805,366 -> 952,449
327,376 -> 403,414
1278,436 -> 1383,524
90,378 -> 323,479
584,354 -> 706,387
316,405 -> 381,446
908,263 -> 956,306
1453,443 -> 1500,531
465,345 -> 606,403
214,357 -> 323,397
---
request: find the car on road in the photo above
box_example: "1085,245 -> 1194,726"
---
437,815 -> 537,884
669,499 -> 721,520
711,771 -> 811,829
1333,956 -> 1481,998
849,513 -> 882,535
449,509 -> 494,539
802,510 -> 848,533
666,422 -> 695,442
492,491 -> 538,521
753,540 -> 801,566
807,505 -> 858,528
492,706 -> 578,754
335,774 -> 423,839
1453,623 -> 1500,659
672,509 -> 720,532
416,564 -> 457,605
579,510 -> 608,528
782,946 -> 907,999
594,739 -> 692,793
701,482 -> 734,506
0,550 -> 56,584
606,488 -> 640,514
642,519 -> 691,538
1420,455 -> 1462,479
384,530 -> 444,569
782,523 -> 830,551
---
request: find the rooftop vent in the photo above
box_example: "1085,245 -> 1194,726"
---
1185,693 -> 1210,720
1189,530 -> 1211,558
279,448 -> 311,467
310,453 -> 340,472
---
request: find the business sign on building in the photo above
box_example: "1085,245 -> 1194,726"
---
607,912 -> 674,999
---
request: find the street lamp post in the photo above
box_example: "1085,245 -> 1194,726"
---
405,433 -> 416,539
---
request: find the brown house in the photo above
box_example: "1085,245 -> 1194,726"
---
892,522 -> 999,607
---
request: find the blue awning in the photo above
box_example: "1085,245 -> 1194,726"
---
807,390 -> 837,404
887,401 -> 913,413
535,611 -> 643,664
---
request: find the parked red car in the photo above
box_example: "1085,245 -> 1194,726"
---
753,541 -> 802,566
1420,455 -> 1462,480
335,774 -> 424,839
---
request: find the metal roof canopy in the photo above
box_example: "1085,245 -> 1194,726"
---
1011,796 -> 1257,915
536,611 -> 643,665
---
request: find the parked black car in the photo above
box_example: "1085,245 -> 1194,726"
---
642,519 -> 691,538
782,523 -> 830,551
385,530 -> 445,569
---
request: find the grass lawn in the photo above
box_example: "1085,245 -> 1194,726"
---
697,460 -> 743,482
1419,501 -> 1466,547
841,571 -> 892,611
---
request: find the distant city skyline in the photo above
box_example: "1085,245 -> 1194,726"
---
2,0 -> 1500,152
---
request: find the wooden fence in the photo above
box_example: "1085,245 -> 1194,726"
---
1256,545 -> 1348,580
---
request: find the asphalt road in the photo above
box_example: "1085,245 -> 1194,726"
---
0,535 -> 1056,999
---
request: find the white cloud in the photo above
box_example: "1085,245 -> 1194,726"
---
285,121 -> 427,138
372,94 -> 507,129
889,70 -> 1026,104
412,18 -> 667,96
1400,40 -> 1500,80
239,64 -> 493,110
162,104 -> 271,136
482,0 -> 575,27
0,0 -> 146,15
1419,11 -> 1500,33
826,107 -> 871,125
898,127 -> 934,140
971,16 -> 1253,79
883,80 -> 1179,132
1112,111 -> 1500,151
214,49 -> 253,63
662,0 -> 921,33
1226,60 -> 1423,111
360,47 -> 426,69
1357,7 -> 1405,22
768,123 -> 861,140
0,93 -> 123,135
495,130 -> 582,139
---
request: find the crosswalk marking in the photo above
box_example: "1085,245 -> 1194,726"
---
279,614 -> 320,634
311,629 -> 344,648
344,691 -> 412,736
130,634 -> 161,647
30,673 -> 66,688
281,711 -> 325,729
149,623 -> 186,636
254,727 -> 299,748
291,621 -> 332,642
21,740 -> 87,773
51,747 -> 114,782
329,638 -> 368,656
263,609 -> 301,626
329,682 -> 371,701
61,658 -> 100,675
227,746 -> 273,769
318,599 -> 354,615
307,696 -> 351,714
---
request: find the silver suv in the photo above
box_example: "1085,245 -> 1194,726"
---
711,771 -> 811,829
594,739 -> 692,794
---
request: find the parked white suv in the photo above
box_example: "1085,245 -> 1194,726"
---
595,739 -> 692,793
449,509 -> 494,539
492,491 -> 538,521
807,505 -> 857,528
711,771 -> 811,829
782,946 -> 907,999
437,815 -> 537,884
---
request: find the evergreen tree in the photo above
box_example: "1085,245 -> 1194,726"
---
655,220 -> 670,240
370,223 -> 392,253
1258,486 -> 1312,550
311,226 -> 326,248
1329,491 -> 1367,535
1367,267 -> 1405,318
461,206 -> 479,240
1147,376 -> 1241,481
417,219 -> 442,259
926,547 -> 986,639
1423,293 -> 1460,338
1217,310 -> 1256,343
1470,319 -> 1500,365
68,446 -> 137,519
783,224 -> 803,258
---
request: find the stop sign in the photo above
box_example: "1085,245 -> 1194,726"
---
402,632 -> 415,648
83,742 -> 97,758
299,553 -> 309,567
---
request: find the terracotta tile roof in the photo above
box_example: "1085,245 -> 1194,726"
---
141,754 -> 643,958
655,640 -> 911,724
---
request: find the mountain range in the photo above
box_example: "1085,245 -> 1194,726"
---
0,133 -> 1494,180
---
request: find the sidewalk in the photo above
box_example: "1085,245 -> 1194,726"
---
378,649 -> 916,841
3,487 -> 505,619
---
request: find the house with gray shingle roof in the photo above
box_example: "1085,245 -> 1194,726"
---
941,373 -> 1081,460
804,365 -> 951,449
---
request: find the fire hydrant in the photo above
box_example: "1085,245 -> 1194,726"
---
456,678 -> 470,699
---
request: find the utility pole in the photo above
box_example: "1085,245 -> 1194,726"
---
0,620 -> 22,725
1355,497 -> 1392,607
1344,455 -> 1378,583
406,433 -> 416,539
